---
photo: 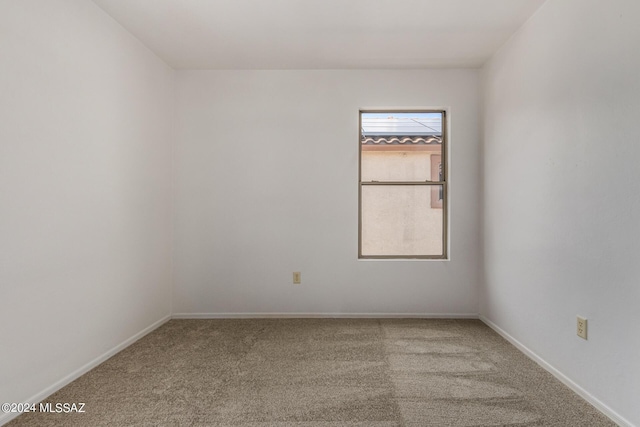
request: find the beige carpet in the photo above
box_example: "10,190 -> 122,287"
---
8,319 -> 614,426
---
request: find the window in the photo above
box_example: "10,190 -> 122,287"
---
358,110 -> 447,259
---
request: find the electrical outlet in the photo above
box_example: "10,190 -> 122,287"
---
577,316 -> 587,340
293,272 -> 301,284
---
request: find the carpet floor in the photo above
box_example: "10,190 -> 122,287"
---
7,319 -> 614,426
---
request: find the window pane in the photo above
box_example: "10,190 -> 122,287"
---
361,185 -> 443,256
361,150 -> 442,182
361,112 -> 442,182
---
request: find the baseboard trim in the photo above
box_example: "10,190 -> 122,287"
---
0,315 -> 171,426
172,312 -> 479,319
479,315 -> 633,427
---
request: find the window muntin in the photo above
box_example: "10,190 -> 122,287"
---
358,111 -> 447,259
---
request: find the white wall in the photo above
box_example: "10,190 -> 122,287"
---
481,0 -> 640,425
0,0 -> 174,412
173,70 -> 481,316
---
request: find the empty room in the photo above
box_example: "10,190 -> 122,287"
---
1,0 -> 638,425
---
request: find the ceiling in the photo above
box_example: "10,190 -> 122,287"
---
92,0 -> 547,69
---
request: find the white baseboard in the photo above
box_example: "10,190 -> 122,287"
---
479,315 -> 634,427
0,315 -> 171,426
172,312 -> 479,319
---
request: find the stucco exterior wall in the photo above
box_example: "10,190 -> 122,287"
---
361,151 -> 442,256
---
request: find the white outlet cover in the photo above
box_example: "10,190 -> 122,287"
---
577,316 -> 588,340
